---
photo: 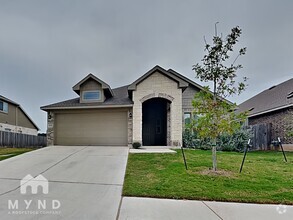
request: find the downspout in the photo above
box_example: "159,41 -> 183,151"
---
15,106 -> 18,147
15,106 -> 18,127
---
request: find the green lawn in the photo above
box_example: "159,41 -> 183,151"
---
123,149 -> 293,205
0,148 -> 35,161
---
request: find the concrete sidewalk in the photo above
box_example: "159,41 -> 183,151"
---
119,197 -> 293,220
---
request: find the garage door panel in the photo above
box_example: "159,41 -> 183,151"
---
55,110 -> 128,146
55,137 -> 126,146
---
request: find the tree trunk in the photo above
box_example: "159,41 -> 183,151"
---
212,79 -> 217,171
212,140 -> 217,171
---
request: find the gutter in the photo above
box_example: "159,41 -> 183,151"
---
248,103 -> 293,118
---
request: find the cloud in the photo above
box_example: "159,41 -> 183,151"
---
0,0 -> 292,132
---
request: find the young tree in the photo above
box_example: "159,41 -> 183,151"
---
192,24 -> 248,171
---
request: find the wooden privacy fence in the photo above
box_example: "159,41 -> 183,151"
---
248,123 -> 272,150
0,131 -> 46,148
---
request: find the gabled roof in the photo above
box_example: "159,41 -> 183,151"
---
168,69 -> 233,104
72,73 -> 114,97
41,65 -> 233,111
127,65 -> 232,104
41,85 -> 133,110
167,69 -> 206,90
128,65 -> 189,90
238,78 -> 293,117
0,95 -> 39,130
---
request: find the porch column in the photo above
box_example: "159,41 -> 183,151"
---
132,101 -> 142,144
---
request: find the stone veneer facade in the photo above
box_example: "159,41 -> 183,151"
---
127,109 -> 133,146
47,111 -> 54,146
132,71 -> 183,146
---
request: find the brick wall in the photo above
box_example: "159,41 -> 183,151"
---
249,108 -> 293,144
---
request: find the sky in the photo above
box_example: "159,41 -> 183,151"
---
1,0 -> 292,132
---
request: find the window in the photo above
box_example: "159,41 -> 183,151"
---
0,101 -> 8,113
82,90 -> 101,101
184,113 -> 191,125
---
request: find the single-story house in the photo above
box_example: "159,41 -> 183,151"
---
238,78 -> 293,150
0,95 -> 39,135
41,65 -> 209,147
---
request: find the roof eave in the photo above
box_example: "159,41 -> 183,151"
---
0,95 -> 20,106
72,73 -> 114,97
248,104 -> 293,118
18,107 -> 40,131
1,95 -> 39,130
167,69 -> 233,105
41,104 -> 133,111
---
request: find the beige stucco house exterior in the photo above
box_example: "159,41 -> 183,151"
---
0,95 -> 39,135
41,65 -> 204,147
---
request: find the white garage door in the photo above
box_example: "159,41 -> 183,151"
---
55,109 -> 128,146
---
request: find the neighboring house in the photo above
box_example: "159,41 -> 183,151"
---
238,78 -> 293,150
41,65 -> 208,146
0,95 -> 39,135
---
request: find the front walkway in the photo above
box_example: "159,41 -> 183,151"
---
118,197 -> 293,220
129,145 -> 179,153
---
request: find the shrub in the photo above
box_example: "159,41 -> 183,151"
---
182,129 -> 212,150
182,128 -> 251,152
183,129 -> 194,148
230,129 -> 251,152
216,129 -> 251,152
132,142 -> 141,149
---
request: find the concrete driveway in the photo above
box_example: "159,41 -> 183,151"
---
0,146 -> 129,220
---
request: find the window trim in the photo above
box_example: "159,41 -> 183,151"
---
184,112 -> 192,125
184,112 -> 203,125
0,101 -> 8,114
82,90 -> 102,102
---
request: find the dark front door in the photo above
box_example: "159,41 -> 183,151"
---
142,98 -> 167,146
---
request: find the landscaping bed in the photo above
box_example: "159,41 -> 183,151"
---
123,149 -> 293,205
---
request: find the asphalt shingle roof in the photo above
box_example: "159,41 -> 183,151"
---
41,85 -> 133,110
41,65 -> 233,110
238,78 -> 293,116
